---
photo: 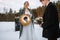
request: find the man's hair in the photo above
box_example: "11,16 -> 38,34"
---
40,0 -> 50,2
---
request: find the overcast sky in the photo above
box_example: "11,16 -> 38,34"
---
0,0 -> 58,13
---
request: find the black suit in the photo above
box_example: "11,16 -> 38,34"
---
42,2 -> 59,39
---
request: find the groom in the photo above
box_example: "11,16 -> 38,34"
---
40,0 -> 59,40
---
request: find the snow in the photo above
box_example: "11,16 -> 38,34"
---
0,22 -> 15,32
34,24 -> 47,40
0,31 -> 19,40
0,22 -> 60,40
0,22 -> 19,40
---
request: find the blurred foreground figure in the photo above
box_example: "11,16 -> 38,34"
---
40,0 -> 60,40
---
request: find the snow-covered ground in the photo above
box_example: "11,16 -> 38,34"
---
0,22 -> 60,40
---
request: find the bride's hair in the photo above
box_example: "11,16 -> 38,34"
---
24,1 -> 29,5
40,0 -> 44,2
40,0 -> 50,2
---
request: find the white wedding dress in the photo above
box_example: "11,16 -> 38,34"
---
20,9 -> 37,40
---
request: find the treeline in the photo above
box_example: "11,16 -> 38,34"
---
0,1 -> 60,21
32,1 -> 60,21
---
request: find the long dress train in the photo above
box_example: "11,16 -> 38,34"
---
20,22 -> 37,40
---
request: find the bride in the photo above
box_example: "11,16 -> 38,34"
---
19,1 -> 37,40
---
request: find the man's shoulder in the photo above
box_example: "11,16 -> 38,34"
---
48,2 -> 56,8
46,2 -> 57,11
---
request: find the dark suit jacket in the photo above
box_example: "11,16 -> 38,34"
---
42,2 -> 59,38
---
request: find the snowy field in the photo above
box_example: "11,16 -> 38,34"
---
0,22 -> 60,40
